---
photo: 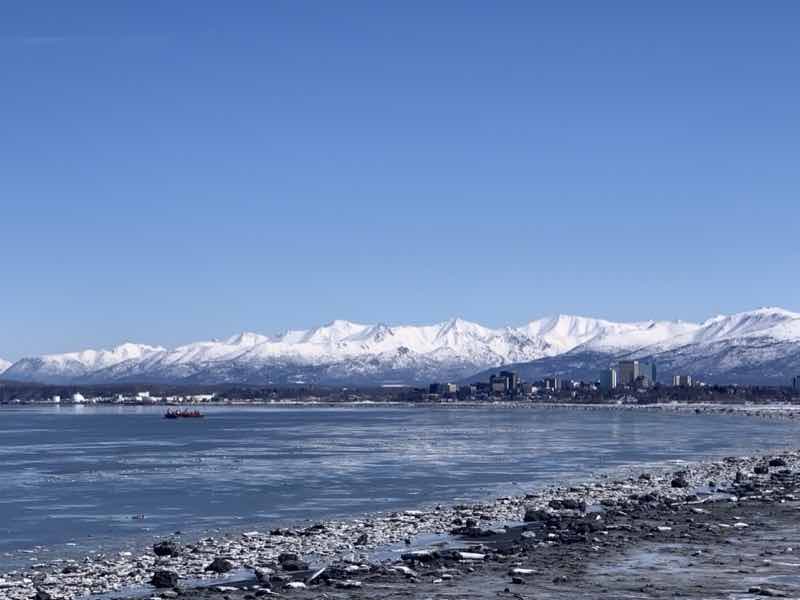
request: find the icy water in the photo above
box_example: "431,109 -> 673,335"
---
0,404 -> 797,567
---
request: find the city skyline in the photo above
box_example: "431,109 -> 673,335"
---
2,2 -> 800,358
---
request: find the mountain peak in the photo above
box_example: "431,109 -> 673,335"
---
113,342 -> 166,354
225,332 -> 269,346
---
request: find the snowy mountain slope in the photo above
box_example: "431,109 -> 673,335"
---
0,358 -> 11,375
4,343 -> 166,383
471,308 -> 800,385
3,308 -> 799,385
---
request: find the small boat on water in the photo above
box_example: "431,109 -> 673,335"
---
164,409 -> 205,419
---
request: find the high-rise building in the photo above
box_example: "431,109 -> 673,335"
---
673,375 -> 693,387
794,376 -> 800,391
489,373 -> 510,393
639,362 -> 656,385
544,377 -> 562,391
500,370 -> 519,392
600,368 -> 618,391
618,360 -> 656,386
618,360 -> 639,385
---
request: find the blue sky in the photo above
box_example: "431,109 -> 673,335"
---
1,1 -> 799,359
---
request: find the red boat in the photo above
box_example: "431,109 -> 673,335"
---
164,409 -> 205,419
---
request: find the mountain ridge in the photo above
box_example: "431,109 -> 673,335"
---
3,307 -> 799,385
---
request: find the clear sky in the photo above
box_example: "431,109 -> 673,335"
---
1,1 -> 799,359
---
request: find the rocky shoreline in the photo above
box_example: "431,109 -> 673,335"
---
5,442 -> 800,600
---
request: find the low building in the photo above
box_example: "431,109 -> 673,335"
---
673,375 -> 692,387
794,376 -> 800,391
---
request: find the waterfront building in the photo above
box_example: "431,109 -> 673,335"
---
794,376 -> 800,391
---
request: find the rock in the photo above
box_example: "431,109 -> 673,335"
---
392,565 -> 418,577
153,541 -> 182,557
278,552 -> 299,564
205,557 -> 235,573
354,532 -> 369,546
511,576 -> 525,584
562,498 -> 587,512
254,567 -> 274,584
33,591 -> 52,600
523,508 -> 549,522
150,570 -> 179,588
671,477 -> 689,488
281,559 -> 309,572
768,458 -> 788,468
754,464 -> 769,475
285,581 -> 307,590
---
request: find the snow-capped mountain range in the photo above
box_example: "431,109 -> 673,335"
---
2,307 -> 800,385
0,358 -> 11,375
